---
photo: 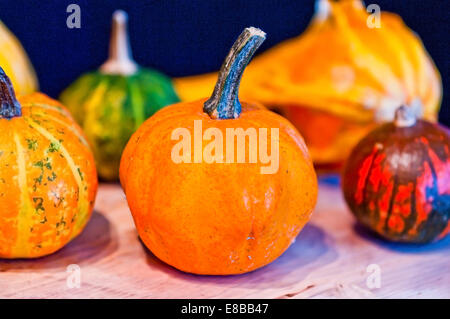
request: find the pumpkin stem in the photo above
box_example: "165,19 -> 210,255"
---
100,10 -> 138,75
314,0 -> 332,21
204,27 -> 266,119
394,106 -> 416,127
0,67 -> 21,119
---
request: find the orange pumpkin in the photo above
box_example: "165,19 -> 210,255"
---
0,67 -> 98,258
174,0 -> 442,166
120,28 -> 318,275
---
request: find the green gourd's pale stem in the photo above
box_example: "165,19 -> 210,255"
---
100,10 -> 138,75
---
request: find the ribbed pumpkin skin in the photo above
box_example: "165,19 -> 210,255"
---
0,93 -> 98,258
0,21 -> 38,95
60,68 -> 179,180
120,100 -> 318,275
342,120 -> 449,243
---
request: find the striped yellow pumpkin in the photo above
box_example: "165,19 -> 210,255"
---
0,67 -> 97,258
0,20 -> 38,96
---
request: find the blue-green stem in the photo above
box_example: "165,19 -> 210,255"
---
0,66 -> 21,119
203,27 -> 266,119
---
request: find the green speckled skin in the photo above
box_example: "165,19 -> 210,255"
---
60,68 -> 179,180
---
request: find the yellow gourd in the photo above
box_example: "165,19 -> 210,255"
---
0,20 -> 38,95
174,0 -> 442,165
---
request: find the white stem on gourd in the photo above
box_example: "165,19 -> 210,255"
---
314,0 -> 331,21
100,10 -> 138,75
394,105 -> 417,127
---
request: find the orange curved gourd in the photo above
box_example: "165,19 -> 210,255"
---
0,67 -> 97,258
120,28 -> 318,275
174,0 -> 442,166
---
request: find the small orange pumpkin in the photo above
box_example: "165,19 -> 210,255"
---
120,28 -> 318,275
0,67 -> 98,258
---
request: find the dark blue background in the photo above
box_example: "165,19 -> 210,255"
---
0,0 -> 448,125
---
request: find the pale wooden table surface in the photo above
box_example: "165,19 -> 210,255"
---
1,177 -> 449,299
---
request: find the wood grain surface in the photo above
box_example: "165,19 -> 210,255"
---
1,177 -> 449,299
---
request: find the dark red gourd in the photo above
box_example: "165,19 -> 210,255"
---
342,106 -> 449,243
